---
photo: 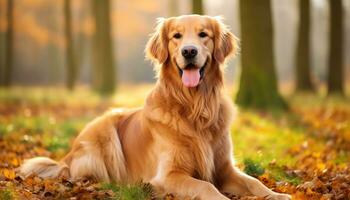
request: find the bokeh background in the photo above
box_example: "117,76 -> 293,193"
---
0,0 -> 349,95
0,0 -> 350,199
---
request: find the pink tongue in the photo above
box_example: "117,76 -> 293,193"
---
181,68 -> 200,87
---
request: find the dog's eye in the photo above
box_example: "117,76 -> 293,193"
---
198,32 -> 208,38
173,33 -> 182,39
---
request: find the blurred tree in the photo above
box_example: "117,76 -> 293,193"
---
75,4 -> 88,79
192,0 -> 203,15
91,0 -> 116,94
64,0 -> 77,90
0,29 -> 4,85
169,0 -> 179,17
295,0 -> 314,92
47,3 -> 61,85
236,0 -> 287,110
327,0 -> 344,95
1,0 -> 13,87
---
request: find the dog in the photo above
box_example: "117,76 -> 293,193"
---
19,15 -> 291,200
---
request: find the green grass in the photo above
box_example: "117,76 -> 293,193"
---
0,189 -> 14,200
242,158 -> 301,185
0,116 -> 50,136
45,118 -> 89,152
0,115 -> 89,153
268,164 -> 301,185
231,110 -> 307,167
100,183 -> 153,200
243,158 -> 265,177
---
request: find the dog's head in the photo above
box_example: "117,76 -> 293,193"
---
146,15 -> 238,88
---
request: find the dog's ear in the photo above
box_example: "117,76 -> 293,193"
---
212,17 -> 239,64
145,18 -> 168,64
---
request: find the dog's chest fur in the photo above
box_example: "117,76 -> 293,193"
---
146,100 -> 232,182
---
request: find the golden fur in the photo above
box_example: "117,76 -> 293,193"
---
19,15 -> 291,200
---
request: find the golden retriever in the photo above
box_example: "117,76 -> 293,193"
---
19,15 -> 291,200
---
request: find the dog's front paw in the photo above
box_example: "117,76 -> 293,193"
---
266,193 -> 291,200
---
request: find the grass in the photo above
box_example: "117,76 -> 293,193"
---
44,118 -> 87,153
0,189 -> 14,200
231,110 -> 307,166
100,182 -> 153,200
268,165 -> 302,185
243,158 -> 265,177
231,110 -> 308,184
0,115 -> 89,154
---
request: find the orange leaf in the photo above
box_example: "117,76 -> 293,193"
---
2,168 -> 15,180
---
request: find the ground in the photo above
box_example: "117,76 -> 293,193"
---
0,85 -> 349,200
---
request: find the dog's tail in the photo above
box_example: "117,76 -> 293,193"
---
19,157 -> 69,179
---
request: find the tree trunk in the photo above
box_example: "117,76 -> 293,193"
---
169,0 -> 179,17
0,2 -> 3,84
75,5 -> 86,78
91,0 -> 116,94
236,0 -> 287,110
64,0 -> 77,90
295,0 -> 314,92
2,0 -> 14,87
192,0 -> 203,15
0,32 -> 5,85
327,0 -> 344,95
47,3 -> 60,85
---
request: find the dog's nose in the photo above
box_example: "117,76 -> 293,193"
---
181,46 -> 198,59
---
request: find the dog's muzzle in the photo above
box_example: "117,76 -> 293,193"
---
177,58 -> 208,80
